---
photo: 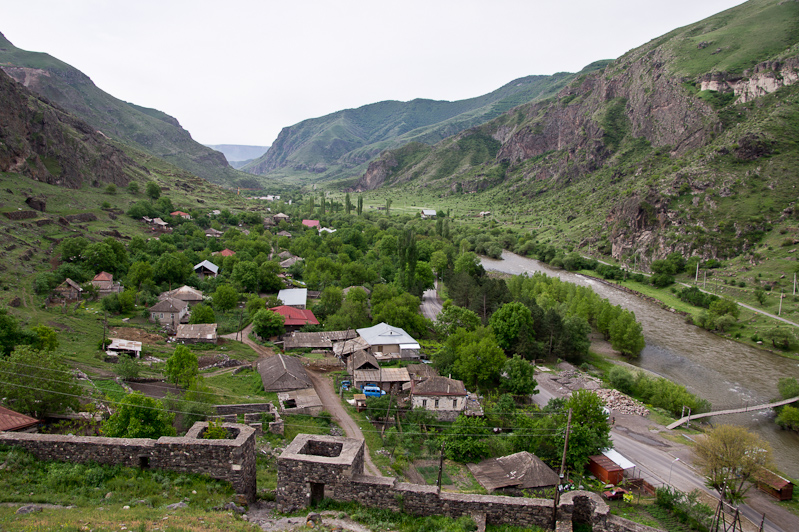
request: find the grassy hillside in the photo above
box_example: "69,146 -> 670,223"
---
243,64 -> 612,184
350,0 -> 799,270
0,31 -> 268,189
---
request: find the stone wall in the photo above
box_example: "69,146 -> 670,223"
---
278,434 -> 664,532
215,402 -> 283,435
0,422 -> 256,502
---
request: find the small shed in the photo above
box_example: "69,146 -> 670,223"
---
277,387 -> 323,416
53,278 -> 83,301
106,338 -> 143,358
347,349 -> 380,375
420,209 -> 437,219
588,454 -> 624,486
176,323 -> 218,344
257,354 -> 313,392
754,469 -> 794,501
468,451 -> 559,496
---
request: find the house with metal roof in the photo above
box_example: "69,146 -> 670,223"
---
270,306 -> 319,332
149,298 -> 188,331
410,376 -> 467,420
106,338 -> 143,358
278,288 -> 308,309
468,452 -> 559,496
257,354 -> 313,392
352,367 -> 410,393
176,323 -> 218,344
205,227 -> 223,238
420,209 -> 437,219
356,322 -> 420,359
52,278 -> 83,301
194,260 -> 219,279
346,349 -> 379,375
159,285 -> 204,307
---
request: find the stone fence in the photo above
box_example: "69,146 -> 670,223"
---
215,402 -> 284,435
0,422 -> 256,502
278,434 -> 664,532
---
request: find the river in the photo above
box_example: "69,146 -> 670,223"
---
482,251 -> 799,478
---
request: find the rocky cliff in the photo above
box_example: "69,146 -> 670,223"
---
0,69 -> 137,188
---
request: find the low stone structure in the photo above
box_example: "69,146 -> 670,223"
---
215,402 -> 284,435
0,422 -> 256,502
277,434 -> 664,532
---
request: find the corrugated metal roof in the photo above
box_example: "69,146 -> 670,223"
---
149,298 -> 187,313
356,322 -> 417,347
468,452 -> 559,491
278,288 -> 307,307
176,323 -> 218,340
0,405 -> 38,432
194,260 -> 219,273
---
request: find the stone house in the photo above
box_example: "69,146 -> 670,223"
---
52,278 -> 83,301
176,323 -> 218,344
91,271 -> 123,297
149,298 -> 188,331
410,376 -> 467,420
159,285 -> 204,307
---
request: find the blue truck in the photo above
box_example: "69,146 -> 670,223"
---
362,384 -> 386,398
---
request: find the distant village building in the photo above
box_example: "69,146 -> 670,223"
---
53,278 -> 83,301
352,365 -> 410,393
263,216 -> 276,228
0,405 -> 39,433
205,228 -> 223,238
159,285 -> 204,307
148,298 -> 188,331
257,354 -> 313,392
194,260 -> 219,279
176,323 -> 218,344
301,219 -> 320,229
342,286 -> 371,297
105,338 -> 142,359
479,211 -> 492,217
276,230 -> 292,238
420,209 -> 437,219
279,256 -> 302,269
356,322 -> 420,360
410,376 -> 467,420
152,217 -> 169,228
346,349 -> 379,376
170,211 -> 191,220
91,272 -> 123,297
319,227 -> 336,234
468,452 -> 559,496
270,305 -> 319,332
213,248 -> 236,257
273,213 -> 290,223
278,288 -> 308,309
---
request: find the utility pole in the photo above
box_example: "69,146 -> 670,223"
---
704,271 -> 707,290
779,290 -> 784,316
381,388 -> 394,438
553,408 -> 572,530
695,261 -> 700,284
437,442 -> 446,488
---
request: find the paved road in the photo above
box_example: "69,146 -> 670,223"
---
420,282 -> 443,321
307,368 -> 382,477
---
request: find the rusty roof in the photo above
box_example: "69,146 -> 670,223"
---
468,452 -> 559,491
176,323 -> 218,340
755,468 -> 793,490
0,405 -> 38,432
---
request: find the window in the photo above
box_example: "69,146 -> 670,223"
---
434,399 -> 439,408
453,399 -> 458,408
421,399 -> 427,407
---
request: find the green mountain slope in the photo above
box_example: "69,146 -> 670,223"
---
354,0 -> 799,265
244,64 -> 610,183
0,32 -> 263,188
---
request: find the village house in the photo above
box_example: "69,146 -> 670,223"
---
152,217 -> 169,228
257,354 -> 313,392
0,405 -> 39,433
301,219 -> 320,229
273,213 -> 290,223
52,278 -> 83,301
105,338 -> 142,359
205,227 -> 223,238
278,288 -> 308,309
213,248 -> 236,257
280,256 -> 302,269
356,322 -> 420,360
410,376 -> 467,420
176,323 -> 218,344
346,349 -> 379,376
468,451 -> 559,496
270,305 -> 319,333
148,298 -> 188,331
194,260 -> 219,279
91,271 -> 123,297
159,285 -> 204,307
276,230 -> 292,238
352,366 -> 410,394
420,209 -> 437,219
170,210 -> 191,220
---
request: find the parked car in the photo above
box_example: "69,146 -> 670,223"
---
340,380 -> 351,391
362,384 -> 386,397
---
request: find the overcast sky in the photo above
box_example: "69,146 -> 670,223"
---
3,0 -> 745,146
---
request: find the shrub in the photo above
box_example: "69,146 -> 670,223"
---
607,366 -> 635,394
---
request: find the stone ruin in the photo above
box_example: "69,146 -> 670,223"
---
278,434 -> 664,532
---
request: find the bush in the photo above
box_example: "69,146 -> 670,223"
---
607,366 -> 635,394
650,273 -> 675,288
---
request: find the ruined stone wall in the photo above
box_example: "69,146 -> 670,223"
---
0,422 -> 256,502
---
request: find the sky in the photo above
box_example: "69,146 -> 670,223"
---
2,0 -> 746,147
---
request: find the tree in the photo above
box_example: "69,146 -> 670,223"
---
245,294 -> 266,318
59,236 -> 89,262
435,304 -> 480,337
127,261 -> 154,290
153,252 -> 192,286
145,181 -> 161,199
345,192 -> 352,215
452,331 -> 506,389
0,346 -> 82,418
165,345 -> 198,388
0,308 -> 24,355
326,287 -> 370,330
500,355 -> 538,395
445,415 -> 490,463
128,182 -> 139,194
189,303 -> 216,324
489,302 -> 535,353
29,325 -> 58,352
232,261 -> 260,292
212,284 -> 239,311
608,310 -> 645,357
252,308 -> 285,338
693,424 -> 772,503
103,392 -> 176,438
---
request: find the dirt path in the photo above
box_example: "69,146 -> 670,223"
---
221,323 -> 274,358
306,368 -> 382,477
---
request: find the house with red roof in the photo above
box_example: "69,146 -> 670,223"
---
270,305 -> 319,332
301,219 -> 320,229
0,405 -> 38,432
170,210 -> 192,220
213,248 -> 236,257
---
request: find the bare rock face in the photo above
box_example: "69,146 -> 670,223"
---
25,196 -> 46,212
355,153 -> 398,191
0,69 -> 138,188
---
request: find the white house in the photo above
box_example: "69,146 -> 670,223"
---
356,322 -> 420,360
420,209 -> 437,219
410,376 -> 467,420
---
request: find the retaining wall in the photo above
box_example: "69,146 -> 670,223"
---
0,422 -> 256,502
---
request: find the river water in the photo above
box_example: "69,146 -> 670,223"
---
482,251 -> 799,478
